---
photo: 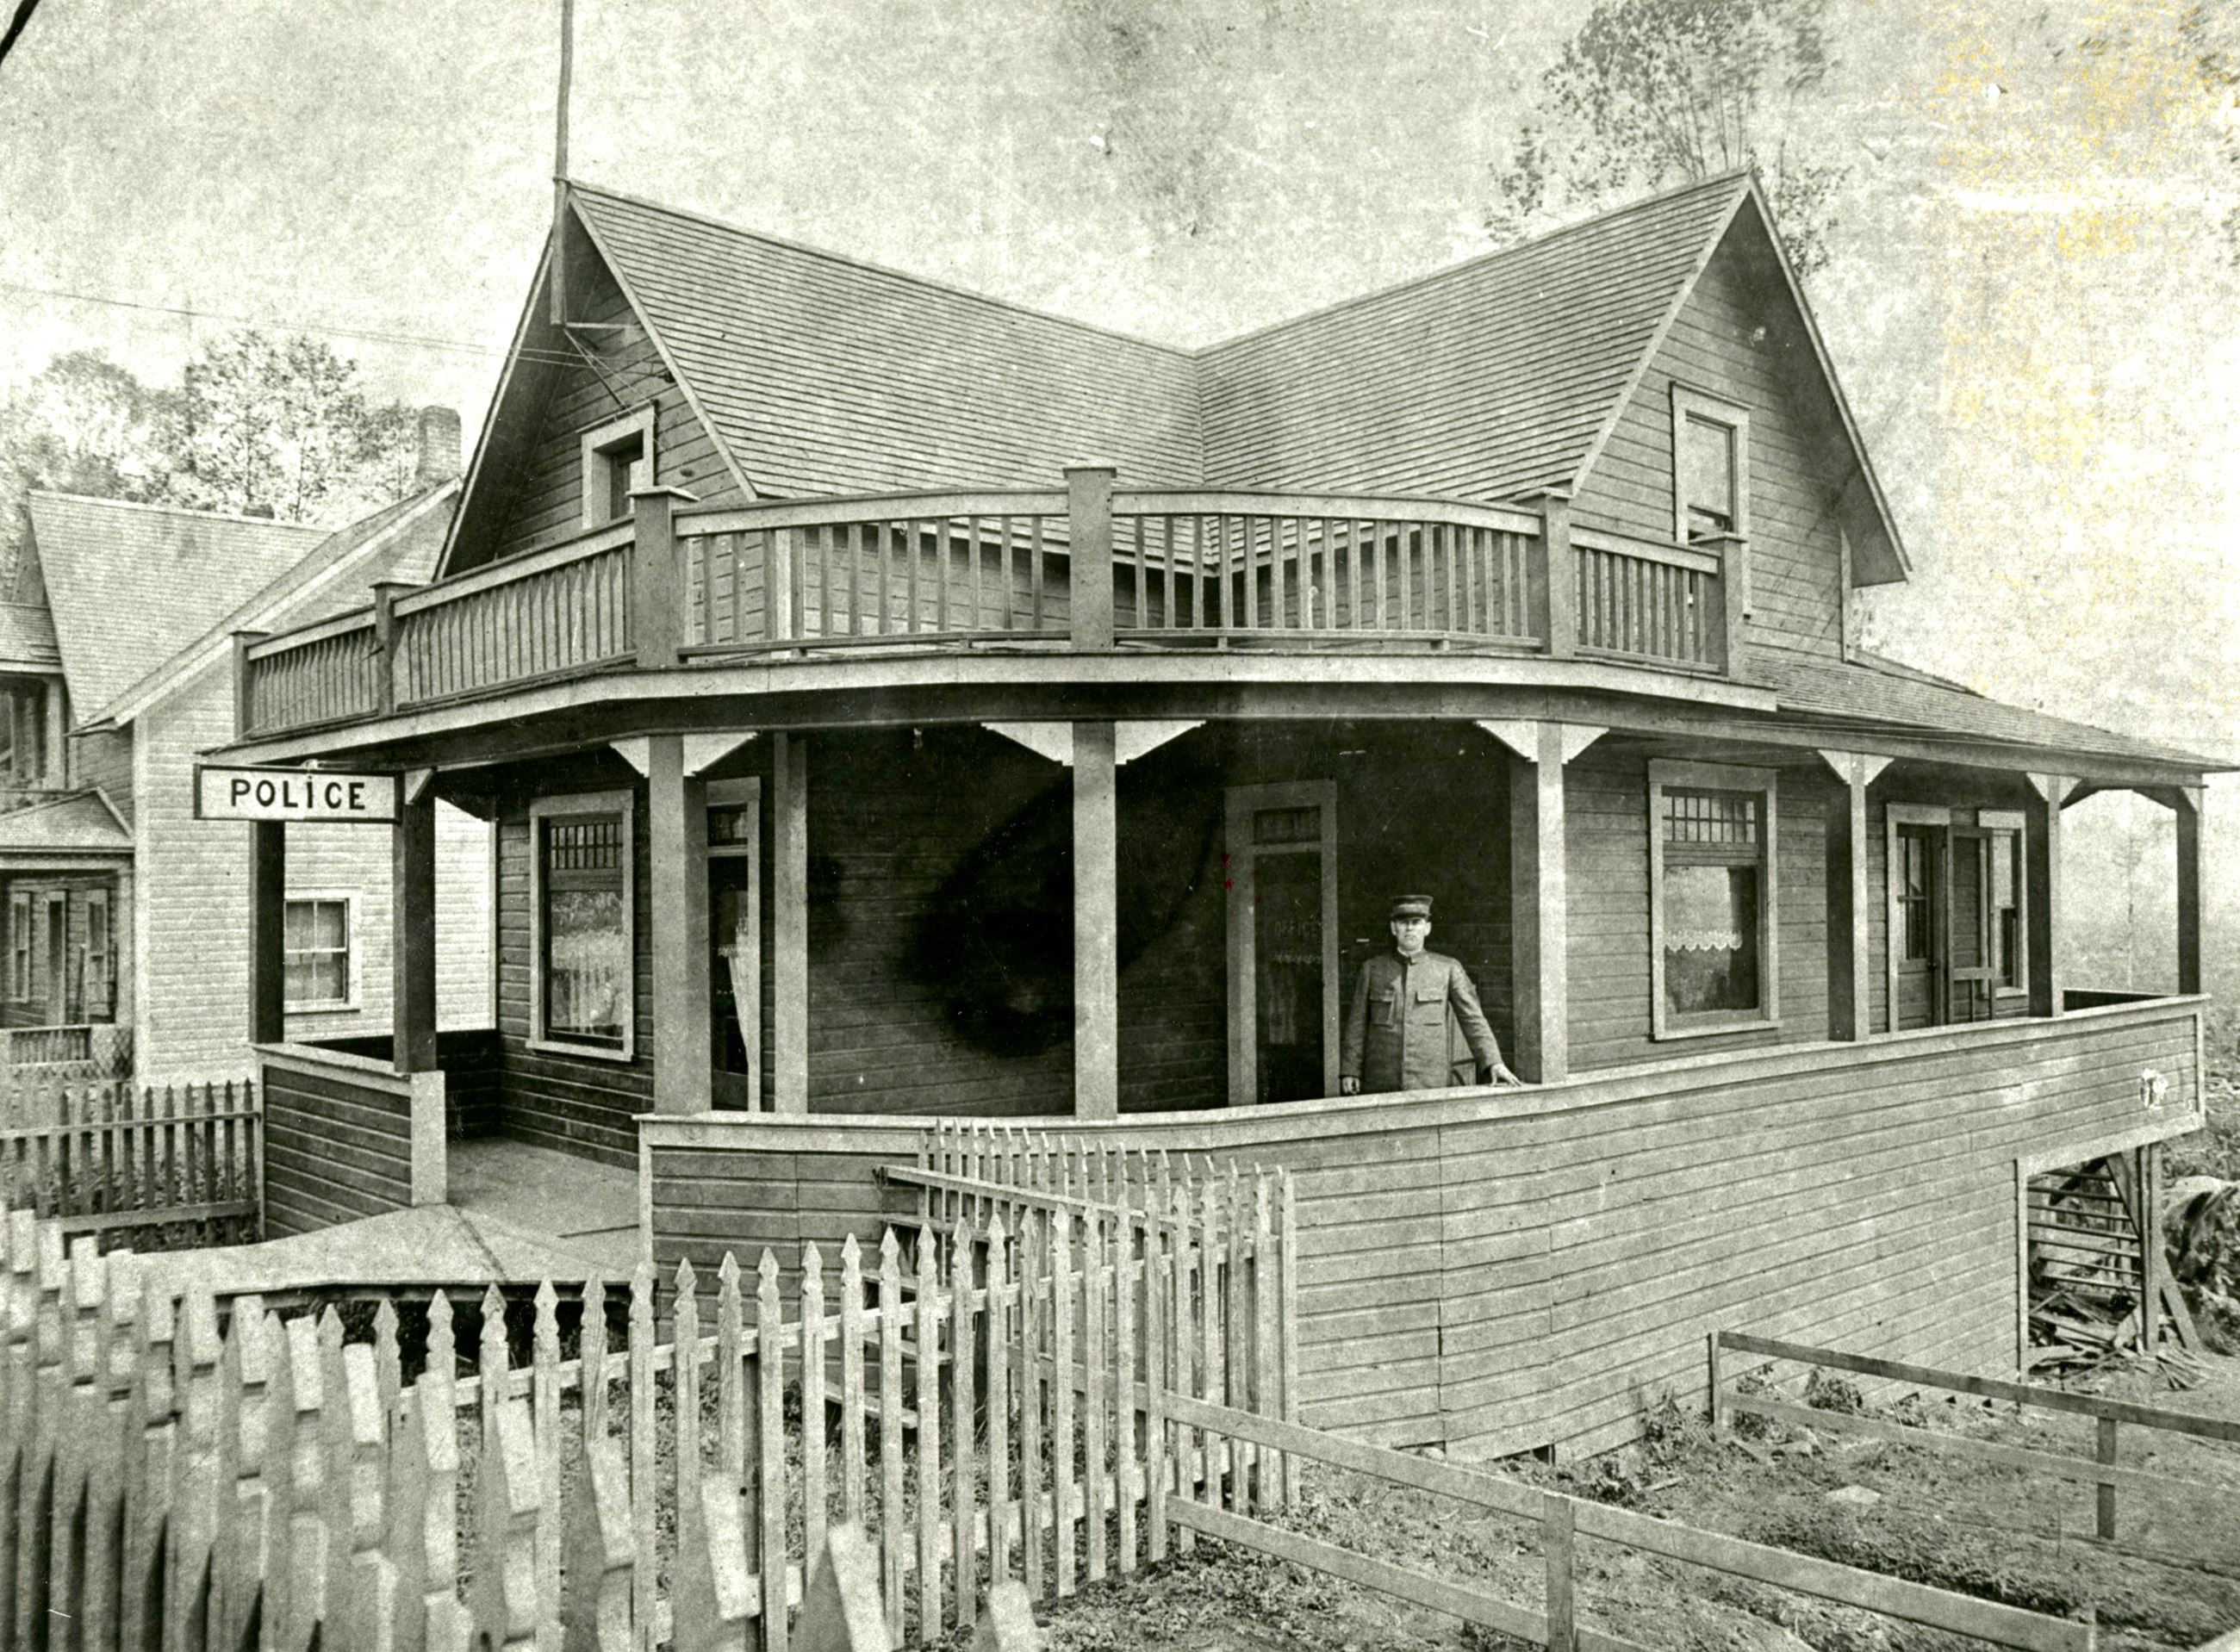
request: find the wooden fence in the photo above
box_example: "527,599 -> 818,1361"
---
0,1161 -> 1280,1650
0,1080 -> 260,1243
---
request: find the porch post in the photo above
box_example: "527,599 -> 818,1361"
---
2025,773 -> 2074,1017
1506,723 -> 1589,1084
1819,751 -> 1890,1040
247,820 -> 285,1046
2175,785 -> 2204,997
773,731 -> 810,1115
1073,719 -> 1119,1118
647,736 -> 712,1114
40,677 -> 65,788
631,485 -> 697,670
391,779 -> 439,1073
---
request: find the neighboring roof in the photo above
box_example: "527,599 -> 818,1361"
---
89,481 -> 460,728
0,602 -> 60,674
0,791 -> 132,856
26,494 -> 327,714
1747,644 -> 2228,772
1196,172 -> 1749,502
568,183 -> 1205,498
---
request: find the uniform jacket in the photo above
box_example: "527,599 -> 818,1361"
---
1340,948 -> 1503,1094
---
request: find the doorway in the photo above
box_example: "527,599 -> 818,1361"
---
707,778 -> 761,1110
43,894 -> 65,1023
1225,780 -> 1338,1106
1888,806 -> 2029,1030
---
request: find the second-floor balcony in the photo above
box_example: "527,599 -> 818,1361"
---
236,472 -> 1745,742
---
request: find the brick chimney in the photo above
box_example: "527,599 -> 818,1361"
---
413,406 -> 464,490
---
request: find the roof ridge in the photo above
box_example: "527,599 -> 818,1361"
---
27,490 -> 329,532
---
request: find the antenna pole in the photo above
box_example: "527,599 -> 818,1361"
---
550,0 -> 574,327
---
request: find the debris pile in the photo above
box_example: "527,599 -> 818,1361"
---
2027,1284 -> 2205,1387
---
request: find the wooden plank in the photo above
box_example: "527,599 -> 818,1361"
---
879,1231 -> 907,1642
952,1227 -> 979,1634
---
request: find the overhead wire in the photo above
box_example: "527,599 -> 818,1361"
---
0,0 -> 43,74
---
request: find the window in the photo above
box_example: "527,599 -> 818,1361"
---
1978,810 -> 2027,993
85,890 -> 111,1018
531,790 -> 636,1059
8,890 -> 26,999
579,407 -> 656,530
1898,832 -> 1932,962
1649,761 -> 1779,1037
284,895 -> 356,1010
1671,386 -> 1750,545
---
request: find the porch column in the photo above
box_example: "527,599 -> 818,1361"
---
247,820 -> 285,1046
1493,721 -> 1604,1085
41,678 -> 65,788
647,736 -> 712,1114
2025,773 -> 2075,1017
2175,785 -> 2204,997
773,731 -> 809,1115
391,779 -> 439,1073
1819,750 -> 1891,1040
1073,719 -> 1119,1118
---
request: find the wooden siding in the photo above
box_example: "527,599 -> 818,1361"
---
74,726 -> 134,824
1572,218 -> 1853,659
262,1058 -> 414,1236
1566,744 -> 1828,1071
644,997 -> 2204,1459
476,258 -> 741,568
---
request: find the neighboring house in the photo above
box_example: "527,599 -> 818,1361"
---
16,408 -> 492,1083
227,173 -> 2222,1459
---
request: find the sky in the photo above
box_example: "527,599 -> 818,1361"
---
3,0 -> 2237,982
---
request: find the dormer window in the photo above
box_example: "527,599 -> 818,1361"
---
581,406 -> 656,530
1671,386 -> 1749,545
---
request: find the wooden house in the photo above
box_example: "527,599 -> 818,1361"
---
221,172 -> 2220,1457
9,415 -> 493,1086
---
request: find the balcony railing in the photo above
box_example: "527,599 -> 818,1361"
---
235,470 -> 1744,740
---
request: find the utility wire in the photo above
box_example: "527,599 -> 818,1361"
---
0,0 -> 42,75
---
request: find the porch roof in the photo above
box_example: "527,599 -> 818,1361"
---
0,790 -> 133,855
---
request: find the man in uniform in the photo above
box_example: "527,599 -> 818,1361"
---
1339,895 -> 1520,1094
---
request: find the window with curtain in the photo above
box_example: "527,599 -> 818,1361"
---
541,810 -> 630,1047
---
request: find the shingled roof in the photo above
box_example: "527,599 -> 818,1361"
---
26,494 -> 327,715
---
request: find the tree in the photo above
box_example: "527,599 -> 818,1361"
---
1486,0 -> 1848,278
0,350 -> 177,589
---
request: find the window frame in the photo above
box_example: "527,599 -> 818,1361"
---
282,891 -> 360,1014
8,890 -> 26,1001
1671,384 -> 1751,547
1976,808 -> 2029,999
579,405 -> 657,531
84,887 -> 111,1019
529,788 -> 637,1062
1647,759 -> 1781,1040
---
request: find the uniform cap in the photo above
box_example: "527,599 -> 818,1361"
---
1389,895 -> 1433,921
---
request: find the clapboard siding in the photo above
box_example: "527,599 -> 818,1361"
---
75,726 -> 134,825
644,997 -> 2202,1460
1572,216 -> 1851,660
262,1059 -> 413,1236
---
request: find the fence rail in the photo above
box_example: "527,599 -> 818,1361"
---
0,1079 -> 259,1240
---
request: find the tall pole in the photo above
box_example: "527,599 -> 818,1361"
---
550,0 -> 574,327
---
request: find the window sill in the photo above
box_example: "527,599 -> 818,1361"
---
1653,1015 -> 1781,1043
285,1003 -> 362,1017
528,1033 -> 638,1065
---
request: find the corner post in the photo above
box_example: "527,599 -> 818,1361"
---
647,736 -> 712,1115
232,630 -> 271,742
370,582 -> 416,717
1067,467 -> 1117,651
2025,773 -> 2074,1017
773,732 -> 809,1115
1819,750 -> 1889,1040
631,485 -> 698,670
247,820 -> 285,1046
1073,719 -> 1119,1118
2175,785 -> 2204,997
1535,492 -> 1575,661
392,775 -> 439,1074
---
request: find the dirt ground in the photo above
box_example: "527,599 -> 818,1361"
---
1008,1350 -> 2239,1652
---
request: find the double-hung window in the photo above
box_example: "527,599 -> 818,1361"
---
283,894 -> 356,1010
1978,810 -> 2027,995
531,791 -> 635,1058
1671,386 -> 1750,545
1649,761 -> 1779,1037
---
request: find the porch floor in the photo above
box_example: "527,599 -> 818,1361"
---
142,1137 -> 641,1302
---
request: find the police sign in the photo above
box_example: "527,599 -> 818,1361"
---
196,765 -> 400,823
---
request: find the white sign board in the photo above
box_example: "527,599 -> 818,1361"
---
196,765 -> 399,823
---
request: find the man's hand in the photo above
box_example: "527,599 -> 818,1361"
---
1339,1076 -> 1360,1096
1490,1062 -> 1523,1087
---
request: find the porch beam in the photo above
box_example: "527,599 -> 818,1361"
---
391,788 -> 439,1073
1509,722 -> 1588,1084
247,820 -> 285,1046
2025,773 -> 2075,1017
1818,750 -> 1892,1040
1073,719 -> 1120,1118
648,735 -> 712,1114
773,732 -> 810,1115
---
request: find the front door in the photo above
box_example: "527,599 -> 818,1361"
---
1947,830 -> 1996,1023
1893,823 -> 1943,1031
1225,781 -> 1339,1106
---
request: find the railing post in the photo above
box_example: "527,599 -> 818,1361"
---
1067,466 -> 1117,650
1534,492 -> 1574,660
1712,532 -> 1751,678
231,630 -> 270,740
631,485 -> 699,670
369,582 -> 416,717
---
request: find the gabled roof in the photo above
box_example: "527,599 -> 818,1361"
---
1747,644 -> 2228,772
0,790 -> 132,856
26,494 -> 327,715
0,602 -> 60,674
88,481 -> 460,728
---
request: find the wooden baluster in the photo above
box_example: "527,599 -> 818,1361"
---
628,1263 -> 656,1639
986,1214 -> 1013,1586
674,1258 -> 705,1624
913,1229 -> 943,1635
1115,1205 -> 1138,1575
1017,1207 -> 1046,1605
803,1243 -> 829,1570
839,1236 -> 866,1529
877,1230 -> 905,1642
951,1223 -> 978,1636
1050,1206 -> 1076,1598
968,514 -> 986,633
818,521 -> 834,641
876,522 -> 893,637
1083,1208 -> 1106,1585
1145,1198 -> 1168,1565
935,517 -> 951,634
756,1251 -> 789,1652
1030,516 -> 1047,633
905,518 -> 922,636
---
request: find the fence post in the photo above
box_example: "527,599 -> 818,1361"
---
470,1396 -> 544,1649
1708,1332 -> 1727,1432
1543,1494 -> 1577,1652
562,1434 -> 636,1652
2095,1418 -> 2118,1540
11,1221 -> 64,1649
